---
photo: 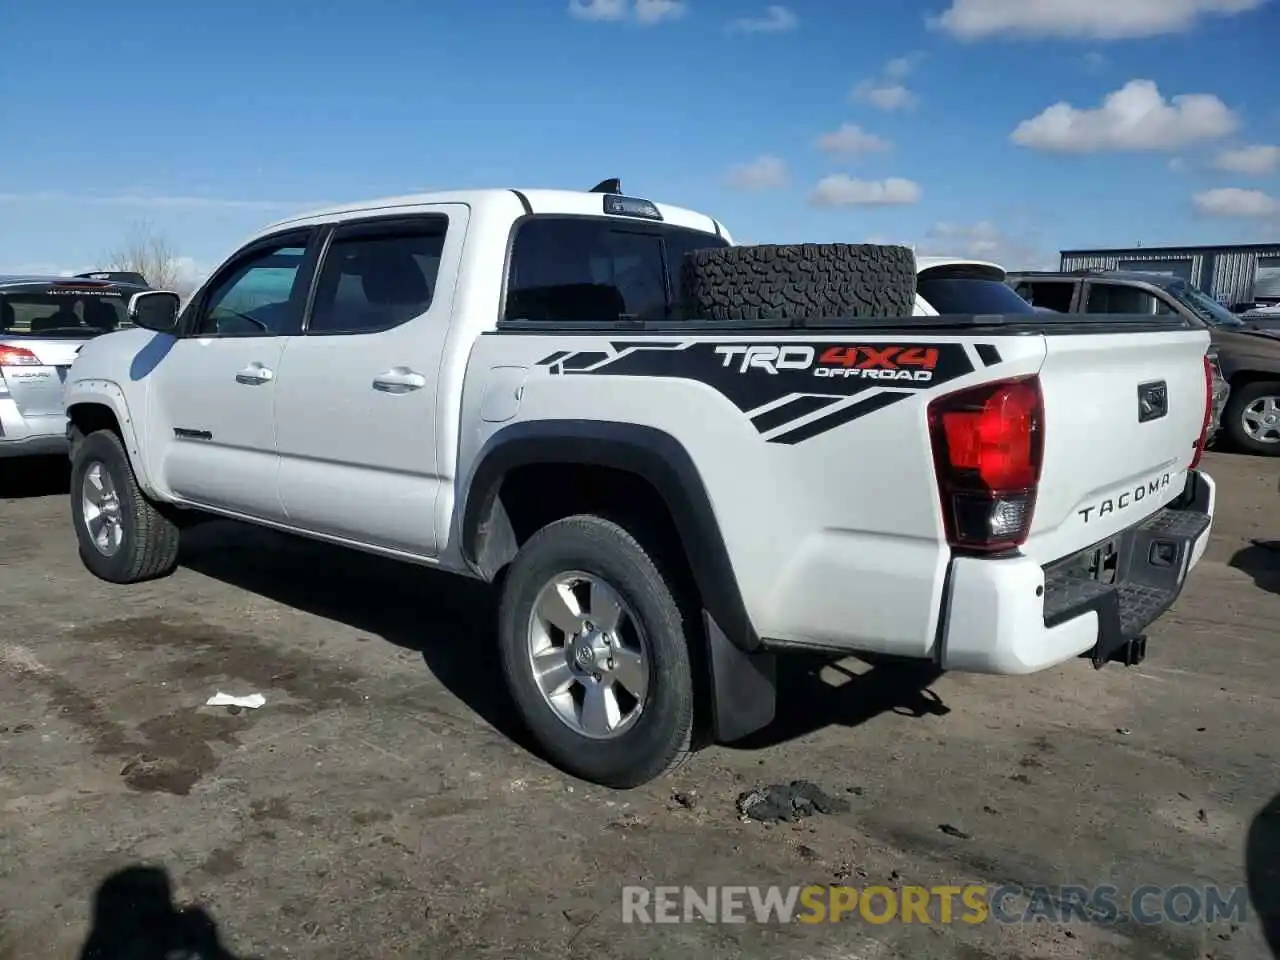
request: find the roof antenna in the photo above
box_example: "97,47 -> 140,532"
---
590,178 -> 622,194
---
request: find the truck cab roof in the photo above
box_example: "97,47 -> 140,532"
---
916,256 -> 1006,277
260,187 -> 730,243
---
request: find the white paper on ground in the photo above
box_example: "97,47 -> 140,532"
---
205,692 -> 266,709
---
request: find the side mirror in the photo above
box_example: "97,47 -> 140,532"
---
128,290 -> 181,334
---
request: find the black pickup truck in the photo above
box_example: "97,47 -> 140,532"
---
1008,269 -> 1279,455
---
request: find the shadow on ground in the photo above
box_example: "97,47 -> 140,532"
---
79,865 -> 254,960
727,654 -> 948,750
1248,791 -> 1280,957
0,455 -> 69,499
179,521 -> 532,751
1230,540 -> 1280,595
180,521 -> 946,761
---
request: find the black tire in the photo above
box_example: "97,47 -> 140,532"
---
1223,380 -> 1280,457
679,243 -> 917,321
70,429 -> 181,583
497,515 -> 695,788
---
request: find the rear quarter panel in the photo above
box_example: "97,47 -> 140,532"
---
459,330 -> 1046,656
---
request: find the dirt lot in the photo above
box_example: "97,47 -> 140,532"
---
0,450 -> 1277,960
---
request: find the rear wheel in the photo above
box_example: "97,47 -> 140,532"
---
1225,381 -> 1280,456
70,429 -> 181,582
497,515 -> 695,788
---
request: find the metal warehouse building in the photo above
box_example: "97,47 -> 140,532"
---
1059,242 -> 1280,307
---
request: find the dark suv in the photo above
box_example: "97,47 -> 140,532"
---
1007,269 -> 1280,456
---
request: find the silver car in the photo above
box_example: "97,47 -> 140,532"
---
0,276 -> 142,458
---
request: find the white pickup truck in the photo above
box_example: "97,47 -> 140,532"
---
64,183 -> 1217,788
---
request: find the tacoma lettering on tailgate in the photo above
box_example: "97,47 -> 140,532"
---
1077,473 -> 1172,523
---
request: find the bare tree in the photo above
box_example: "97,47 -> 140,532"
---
100,221 -> 193,294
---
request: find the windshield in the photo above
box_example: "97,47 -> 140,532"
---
1165,280 -> 1246,328
0,289 -> 134,339
916,276 -> 1038,315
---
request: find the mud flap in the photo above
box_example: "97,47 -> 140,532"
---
704,611 -> 776,742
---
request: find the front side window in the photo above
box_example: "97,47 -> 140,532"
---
1165,279 -> 1247,328
193,240 -> 309,336
504,217 -> 727,322
308,219 -> 447,335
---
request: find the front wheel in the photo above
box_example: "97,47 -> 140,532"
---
70,429 -> 181,583
497,515 -> 695,789
1224,381 -> 1280,456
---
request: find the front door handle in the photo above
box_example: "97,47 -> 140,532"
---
373,368 -> 427,394
235,363 -> 274,385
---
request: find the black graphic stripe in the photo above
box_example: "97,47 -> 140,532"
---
975,343 -> 1001,366
530,340 -> 975,444
750,395 -> 840,433
769,393 -> 909,445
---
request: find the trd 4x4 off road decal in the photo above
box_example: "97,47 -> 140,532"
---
536,340 -> 979,444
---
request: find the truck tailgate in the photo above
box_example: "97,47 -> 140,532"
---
1024,328 -> 1210,564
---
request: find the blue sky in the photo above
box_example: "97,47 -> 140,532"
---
2,0 -> 1278,284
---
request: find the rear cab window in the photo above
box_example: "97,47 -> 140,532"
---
0,284 -> 134,338
504,216 -> 729,322
917,267 -> 1038,316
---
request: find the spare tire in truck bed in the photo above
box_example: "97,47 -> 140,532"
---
679,243 -> 917,321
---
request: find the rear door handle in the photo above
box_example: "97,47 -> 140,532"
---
373,368 -> 427,394
235,363 -> 274,385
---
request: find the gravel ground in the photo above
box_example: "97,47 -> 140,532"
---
0,450 -> 1276,960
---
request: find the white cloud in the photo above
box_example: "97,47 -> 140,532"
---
1011,79 -> 1238,153
725,156 -> 789,191
810,176 -> 922,207
1193,187 -> 1279,218
728,5 -> 797,32
884,52 -> 923,79
568,0 -> 627,20
851,82 -> 917,111
1168,157 -> 1189,172
1082,51 -> 1107,72
569,0 -> 686,23
931,0 -> 1267,40
1212,144 -> 1280,175
815,123 -> 891,156
851,55 -> 921,111
918,221 -> 1054,270
0,191 -> 309,210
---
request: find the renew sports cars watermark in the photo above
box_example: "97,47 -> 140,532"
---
621,883 -> 1251,926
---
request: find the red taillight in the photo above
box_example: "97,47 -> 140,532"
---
928,376 -> 1044,553
0,345 -> 41,366
1190,353 -> 1213,470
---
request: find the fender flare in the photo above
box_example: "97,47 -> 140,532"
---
64,380 -> 159,497
458,419 -> 761,654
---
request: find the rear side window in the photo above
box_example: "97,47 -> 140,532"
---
309,218 -> 446,335
504,217 -> 727,322
1015,281 -> 1074,313
917,273 -> 1038,315
1085,284 -> 1173,315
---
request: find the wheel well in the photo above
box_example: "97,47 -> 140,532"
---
1228,371 -> 1280,392
496,463 -> 694,591
67,402 -> 122,439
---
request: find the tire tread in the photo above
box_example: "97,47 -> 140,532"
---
680,242 -> 917,321
71,428 -> 181,583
